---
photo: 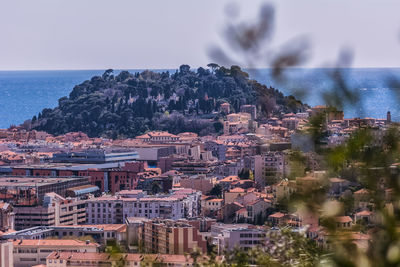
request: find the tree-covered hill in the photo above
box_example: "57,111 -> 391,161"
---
30,64 -> 307,138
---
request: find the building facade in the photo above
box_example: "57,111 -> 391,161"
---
86,189 -> 201,224
141,219 -> 207,254
14,193 -> 87,230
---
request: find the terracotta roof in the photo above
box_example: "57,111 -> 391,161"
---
356,210 -> 372,216
136,134 -> 150,139
269,212 -> 286,218
229,187 -> 245,193
209,198 -> 224,202
47,252 -> 193,264
329,178 -> 347,183
354,188 -> 370,194
13,239 -> 100,247
219,175 -> 240,182
335,216 -> 353,223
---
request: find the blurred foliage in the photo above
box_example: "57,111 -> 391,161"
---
207,2 -> 400,267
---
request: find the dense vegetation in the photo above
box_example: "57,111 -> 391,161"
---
30,64 -> 306,138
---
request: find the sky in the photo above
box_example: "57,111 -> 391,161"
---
0,0 -> 400,70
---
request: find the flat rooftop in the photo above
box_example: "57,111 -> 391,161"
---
10,161 -> 136,171
0,176 -> 88,188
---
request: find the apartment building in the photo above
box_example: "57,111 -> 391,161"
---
263,152 -> 288,185
203,198 -> 223,214
13,239 -> 99,267
14,193 -> 87,230
140,219 -> 207,254
211,223 -> 266,254
136,131 -> 180,143
11,161 -> 146,194
0,176 -> 90,205
86,189 -> 201,224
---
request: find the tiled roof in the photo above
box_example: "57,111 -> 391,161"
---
334,216 -> 353,223
229,187 -> 245,193
354,188 -> 370,194
356,210 -> 372,216
13,239 -> 100,247
209,198 -> 223,202
47,252 -> 193,264
329,178 -> 347,183
220,175 -> 239,182
269,212 -> 286,218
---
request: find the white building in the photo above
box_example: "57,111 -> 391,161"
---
86,189 -> 201,224
211,223 -> 266,254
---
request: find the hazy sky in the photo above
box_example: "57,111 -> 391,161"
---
1,0 -> 400,70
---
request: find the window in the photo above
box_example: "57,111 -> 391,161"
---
21,257 -> 36,262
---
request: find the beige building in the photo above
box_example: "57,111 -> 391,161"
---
272,179 -> 295,202
0,202 -> 14,232
224,187 -> 246,204
46,252 -> 195,267
140,219 -> 207,255
224,113 -> 255,135
13,239 -> 99,267
179,176 -> 214,194
0,240 -> 13,267
14,193 -> 86,230
204,198 -> 223,215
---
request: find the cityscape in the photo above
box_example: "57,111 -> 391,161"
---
0,102 -> 393,266
1,1 -> 400,266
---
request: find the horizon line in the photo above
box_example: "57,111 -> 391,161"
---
1,66 -> 400,72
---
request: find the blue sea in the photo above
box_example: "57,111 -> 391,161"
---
0,68 -> 400,129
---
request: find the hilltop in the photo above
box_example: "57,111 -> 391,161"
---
29,65 -> 307,138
